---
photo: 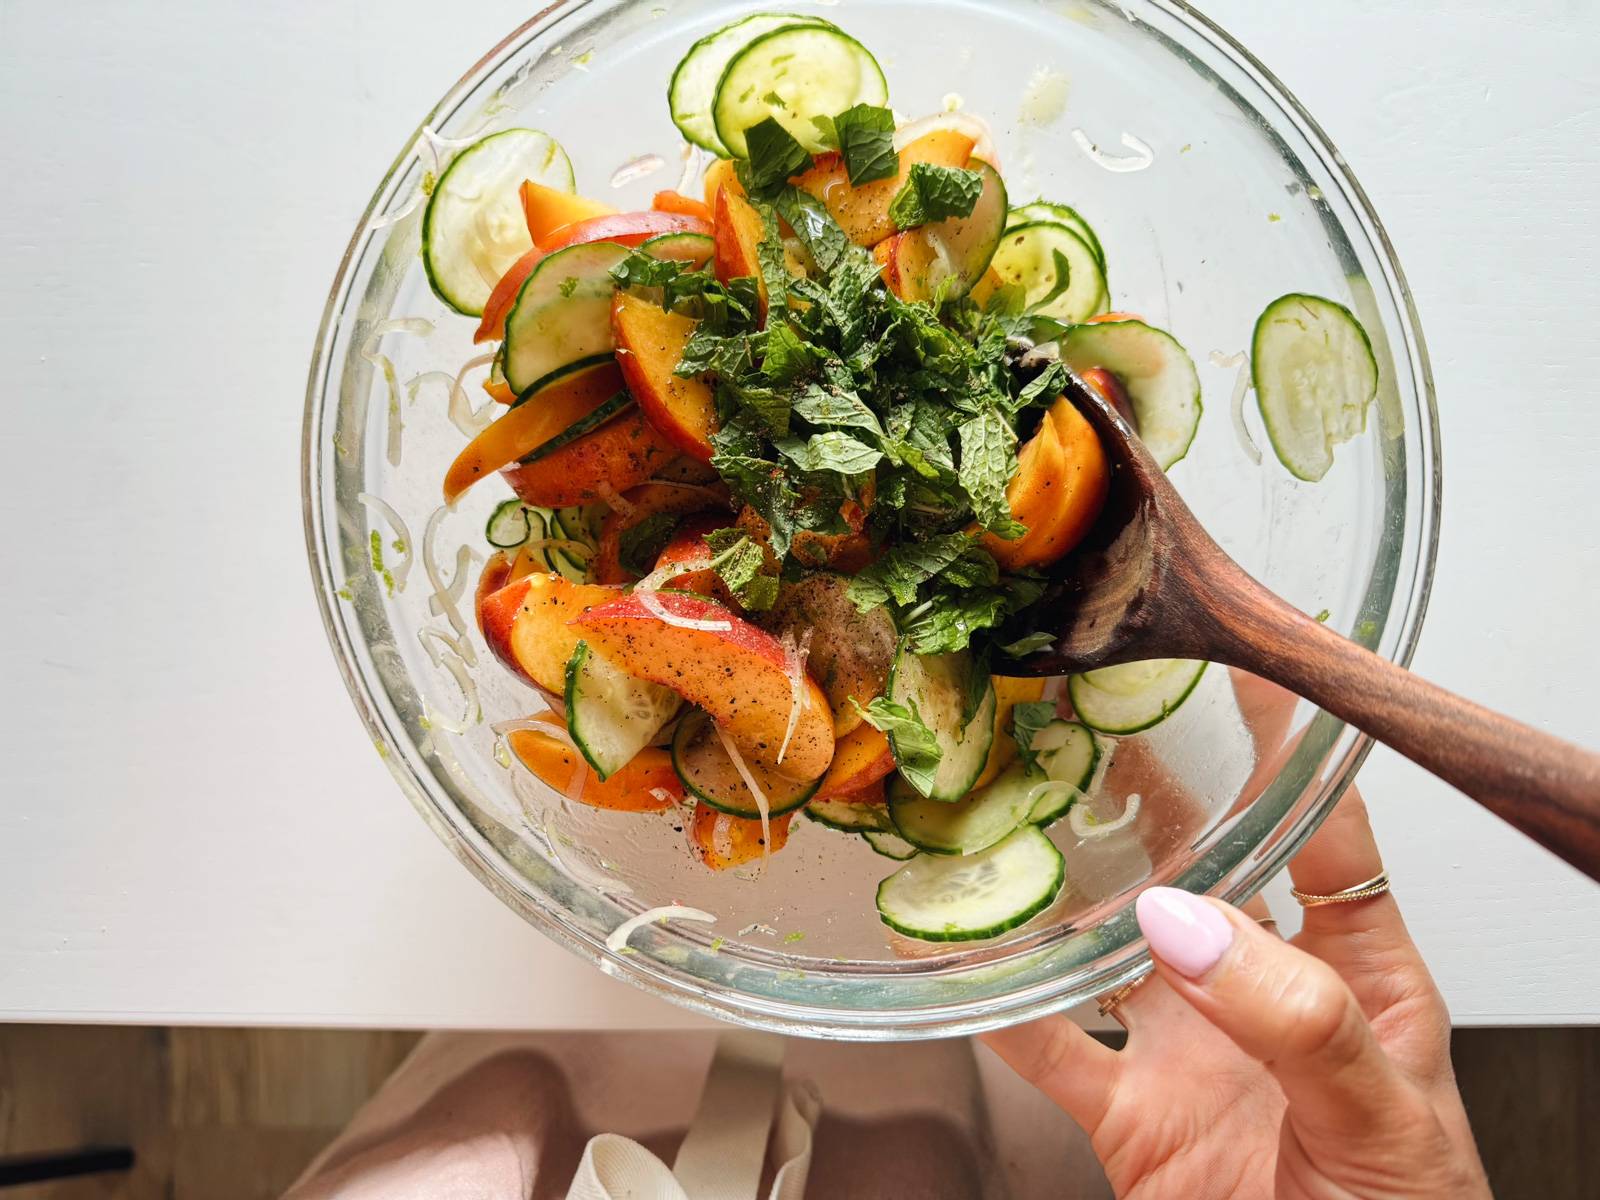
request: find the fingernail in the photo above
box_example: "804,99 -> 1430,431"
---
1136,887 -> 1235,978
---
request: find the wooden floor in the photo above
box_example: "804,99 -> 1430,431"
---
0,1026 -> 1593,1198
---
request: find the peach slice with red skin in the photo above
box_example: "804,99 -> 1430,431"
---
476,571 -> 621,695
611,291 -> 719,461
690,805 -> 792,869
572,592 -> 835,782
500,407 -> 679,508
591,482 -> 730,585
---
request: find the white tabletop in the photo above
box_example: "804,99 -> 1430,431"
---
2,0 -> 1596,1030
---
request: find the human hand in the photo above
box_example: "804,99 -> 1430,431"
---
982,789 -> 1490,1199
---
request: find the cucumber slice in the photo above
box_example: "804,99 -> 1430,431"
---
886,647 -> 997,802
507,353 -> 617,412
514,391 -> 633,466
1057,320 -> 1202,471
862,830 -> 918,860
485,500 -> 534,548
712,25 -> 888,159
669,13 -> 838,155
544,506 -> 596,582
805,796 -> 894,833
671,710 -> 819,817
888,761 -> 1036,856
892,160 -> 1008,301
1007,202 -> 1106,273
1027,719 -> 1100,826
565,641 -> 683,780
502,241 -> 630,393
640,231 -> 717,267
1251,293 -> 1379,483
876,824 -> 1065,942
422,129 -> 575,317
988,221 -> 1106,323
1068,659 -> 1207,735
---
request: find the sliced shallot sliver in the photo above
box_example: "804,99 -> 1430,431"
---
360,319 -> 433,469
648,787 -> 677,806
605,905 -> 716,953
427,544 -> 480,617
491,713 -> 563,737
370,190 -> 423,230
1230,359 -> 1263,466
676,143 -> 705,195
357,493 -> 415,592
418,630 -> 480,734
408,359 -> 497,437
595,481 -> 637,520
1070,129 -> 1155,173
422,506 -> 476,662
714,723 -> 772,865
1070,792 -> 1142,839
634,561 -> 733,632
776,627 -> 813,767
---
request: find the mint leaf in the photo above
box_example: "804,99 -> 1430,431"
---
1013,360 -> 1069,413
743,117 -> 811,195
721,377 -> 791,436
762,321 -> 821,384
889,163 -> 983,230
958,406 -> 1026,539
703,528 -> 779,611
902,591 -> 1011,655
998,631 -> 1054,657
1010,701 -> 1058,774
831,103 -> 898,185
754,203 -> 793,317
774,188 -> 854,275
809,114 -> 840,151
855,696 -> 942,796
609,248 -> 686,290
618,512 -> 680,577
791,383 -> 883,435
847,532 -> 974,609
775,430 -> 882,475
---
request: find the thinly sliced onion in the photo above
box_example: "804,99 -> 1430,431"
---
1070,791 -> 1141,839
427,544 -> 480,617
1210,350 -> 1263,466
360,319 -> 433,468
1070,129 -> 1155,173
894,111 -> 1001,171
419,630 -> 480,734
595,481 -> 637,520
491,713 -> 561,737
648,786 -> 677,807
357,493 -> 415,593
422,506 -> 476,662
610,153 -> 665,188
370,190 -> 424,230
605,904 -> 716,953
714,723 -> 772,863
1024,779 -> 1081,812
676,143 -> 705,195
776,628 -> 813,767
634,561 -> 732,632
408,360 -> 497,437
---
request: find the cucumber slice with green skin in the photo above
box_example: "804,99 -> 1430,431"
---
671,711 -> 819,818
507,353 -> 617,412
486,500 -> 535,548
875,824 -> 1065,943
1007,202 -> 1106,273
565,641 -> 683,780
1057,319 -> 1202,471
1251,293 -> 1379,483
886,647 -> 997,802
1027,719 -> 1100,826
894,160 -> 1008,301
639,231 -> 717,267
862,830 -> 919,861
805,796 -> 894,833
1068,659 -> 1207,735
712,25 -> 888,159
502,241 -> 630,394
422,129 -> 575,317
888,761 -> 1037,856
544,506 -> 596,582
988,221 -> 1106,323
513,392 -> 633,466
669,13 -> 838,155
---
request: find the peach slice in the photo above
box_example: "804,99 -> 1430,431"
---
508,720 -> 679,813
814,723 -> 896,800
612,291 -> 719,461
572,592 -> 835,781
591,481 -> 730,585
519,181 -> 615,244
689,804 -> 792,869
476,572 -> 620,694
971,676 -> 1048,791
792,129 -> 975,248
501,408 -> 679,508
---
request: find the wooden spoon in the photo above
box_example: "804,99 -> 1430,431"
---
1002,360 -> 1600,882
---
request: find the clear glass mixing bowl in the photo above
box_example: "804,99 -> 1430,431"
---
303,0 -> 1438,1039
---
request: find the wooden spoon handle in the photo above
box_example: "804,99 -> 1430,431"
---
1199,571 -> 1600,881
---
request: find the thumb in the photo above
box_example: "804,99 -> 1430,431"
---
1135,886 -> 1427,1145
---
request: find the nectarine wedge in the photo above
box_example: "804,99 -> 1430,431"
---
520,181 -> 615,244
971,676 -> 1048,791
976,407 -> 1070,570
591,482 -> 730,585
612,291 -> 719,461
476,572 -> 620,694
792,129 -> 975,248
501,407 -> 678,508
572,592 -> 835,782
689,804 -> 792,869
508,721 -> 680,813
1042,395 -> 1112,556
815,722 -> 896,800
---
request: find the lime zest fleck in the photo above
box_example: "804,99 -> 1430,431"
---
1267,212 -> 1282,223
709,936 -> 726,953
336,585 -> 354,602
1315,608 -> 1331,623
369,530 -> 396,596
782,930 -> 806,944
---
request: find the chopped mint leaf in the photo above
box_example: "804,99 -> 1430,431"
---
831,103 -> 899,185
369,530 -> 395,596
704,528 -> 778,611
1010,701 -> 1058,774
558,276 -> 580,298
775,430 -> 882,475
1029,249 -> 1075,313
761,91 -> 787,109
847,533 -> 975,609
889,163 -> 983,230
903,591 -> 1011,654
610,248 -> 688,290
754,203 -> 793,316
1315,608 -> 1331,623
999,631 -> 1054,657
774,188 -> 855,275
742,117 -> 811,195
791,383 -> 883,435
762,320 -> 822,384
1014,360 -> 1069,413
958,406 -> 1026,538
855,696 -> 942,796
618,512 -> 680,577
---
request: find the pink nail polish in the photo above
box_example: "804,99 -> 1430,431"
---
1136,887 -> 1235,978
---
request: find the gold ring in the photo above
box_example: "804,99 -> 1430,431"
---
1291,870 -> 1391,908
1256,916 -> 1281,934
1096,971 -> 1152,1018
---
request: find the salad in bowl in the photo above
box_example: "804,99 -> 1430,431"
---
400,10 -> 1381,948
